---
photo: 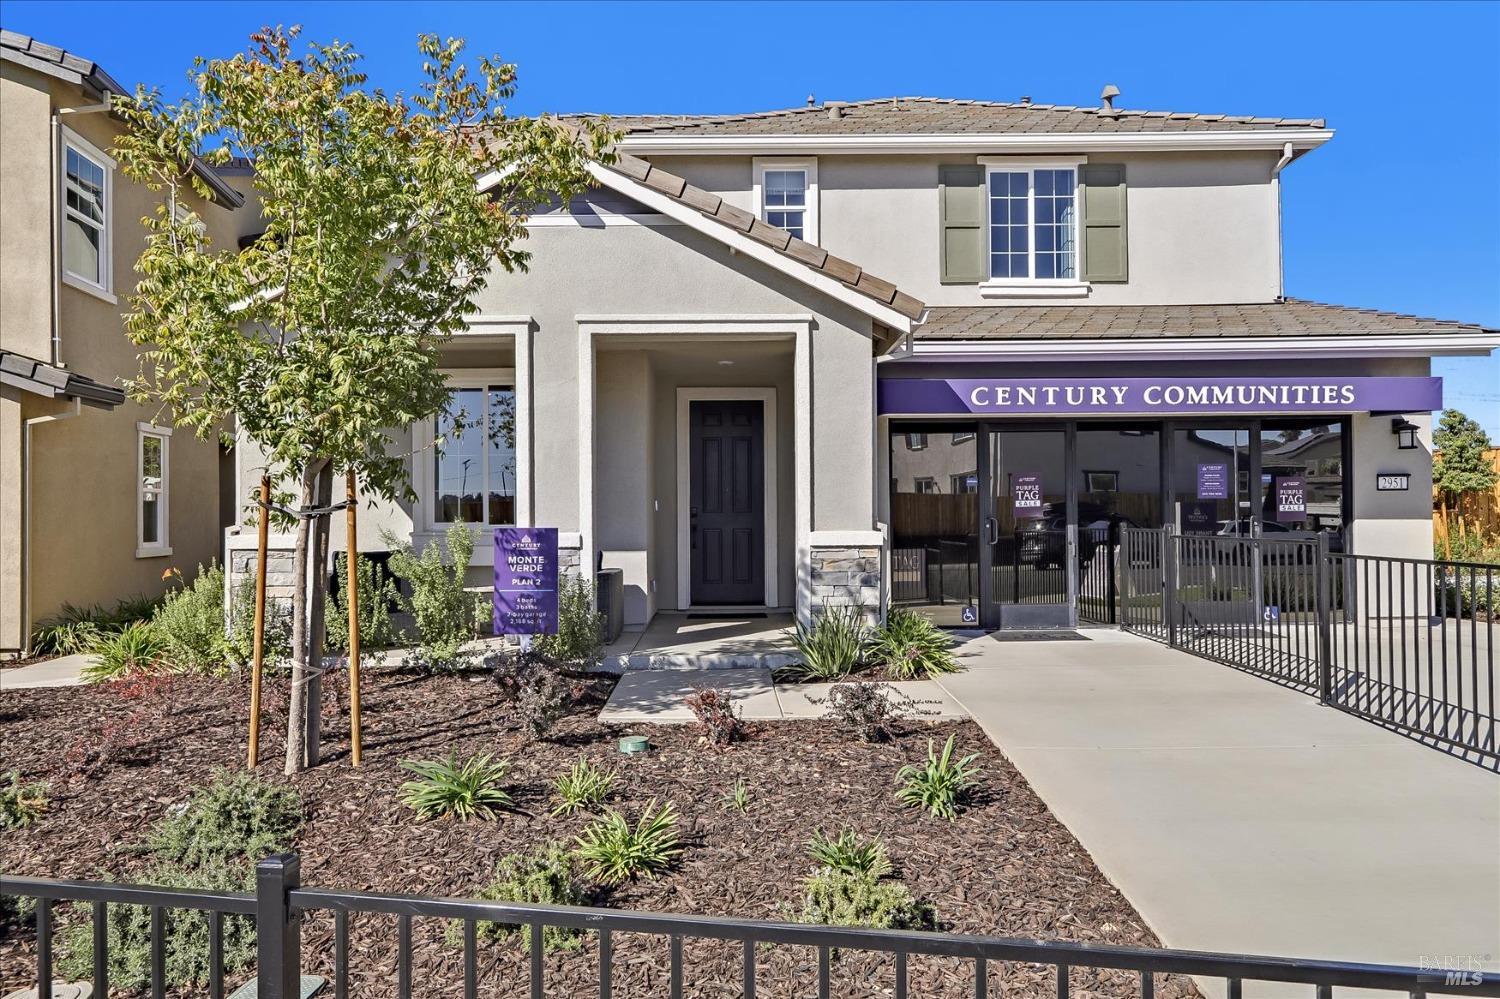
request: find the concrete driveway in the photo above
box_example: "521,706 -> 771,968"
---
936,628 -> 1500,994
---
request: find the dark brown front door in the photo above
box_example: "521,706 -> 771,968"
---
689,399 -> 765,605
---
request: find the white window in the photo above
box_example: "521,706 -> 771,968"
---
431,380 -> 517,527
61,130 -> 114,297
137,424 -> 171,557
753,158 -> 818,243
950,471 -> 979,494
913,477 -> 939,495
983,162 -> 1081,285
906,432 -> 928,451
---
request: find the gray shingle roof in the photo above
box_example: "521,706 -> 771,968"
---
586,97 -> 1326,137
0,350 -> 125,407
0,30 -> 243,208
603,152 -> 926,321
913,300 -> 1495,340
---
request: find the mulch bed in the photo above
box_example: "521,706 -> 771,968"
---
1,667 -> 1196,999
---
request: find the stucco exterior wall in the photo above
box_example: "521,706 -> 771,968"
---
1,62 -> 256,652
655,150 -> 1283,307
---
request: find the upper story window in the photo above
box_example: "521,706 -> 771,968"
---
432,381 -> 517,527
61,130 -> 114,297
985,164 -> 1079,283
753,158 -> 819,243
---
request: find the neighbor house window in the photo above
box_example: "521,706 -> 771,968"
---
753,158 -> 818,242
433,384 -> 516,526
986,165 -> 1078,282
137,424 -> 171,556
951,472 -> 979,494
62,131 -> 113,294
913,477 -> 939,495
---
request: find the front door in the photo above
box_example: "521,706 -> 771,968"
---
689,400 -> 765,605
982,427 -> 1075,629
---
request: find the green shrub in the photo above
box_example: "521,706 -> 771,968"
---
326,553 -> 399,651
31,595 -> 161,655
227,574 -> 293,671
152,564 -> 233,676
821,681 -> 903,742
0,771 -> 49,829
551,758 -> 617,816
722,778 -> 752,814
82,621 -> 168,682
467,844 -> 591,952
147,770 -> 304,866
896,735 -> 980,821
806,829 -> 891,878
799,868 -> 933,930
783,607 -> 867,681
388,523 -> 479,670
533,574 -> 604,667
399,753 -> 514,821
58,859 -> 256,990
866,609 -> 960,679
573,799 -> 682,884
495,655 -> 575,739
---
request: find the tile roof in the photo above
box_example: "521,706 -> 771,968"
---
601,152 -> 926,322
0,31 -> 244,208
913,300 -> 1496,340
583,97 -> 1326,137
0,350 -> 125,408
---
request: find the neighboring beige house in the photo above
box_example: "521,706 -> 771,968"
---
0,31 -> 255,657
227,94 -> 1500,633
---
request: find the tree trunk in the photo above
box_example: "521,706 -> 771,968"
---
284,459 -> 327,775
304,462 -> 334,768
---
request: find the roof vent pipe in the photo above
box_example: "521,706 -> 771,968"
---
1020,95 -> 1032,105
806,94 -> 816,107
827,102 -> 844,120
1100,84 -> 1121,115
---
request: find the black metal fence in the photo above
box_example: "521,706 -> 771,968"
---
1119,526 -> 1497,768
5,854 -> 1497,999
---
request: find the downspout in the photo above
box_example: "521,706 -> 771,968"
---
1271,141 -> 1294,301
22,399 -> 83,656
51,92 -> 114,366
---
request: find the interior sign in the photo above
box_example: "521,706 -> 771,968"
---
493,528 -> 559,635
1013,473 -> 1043,518
1274,477 -> 1306,522
1376,473 -> 1410,491
1196,463 -> 1229,500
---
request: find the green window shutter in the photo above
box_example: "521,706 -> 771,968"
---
1081,164 -> 1128,283
939,164 -> 986,284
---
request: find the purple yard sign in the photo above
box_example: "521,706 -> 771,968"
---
877,376 -> 1442,416
1274,477 -> 1307,523
1181,500 -> 1218,533
1196,463 -> 1229,500
1013,473 -> 1043,518
493,528 -> 559,636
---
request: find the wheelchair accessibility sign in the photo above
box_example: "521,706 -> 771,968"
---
1263,605 -> 1281,624
961,605 -> 978,624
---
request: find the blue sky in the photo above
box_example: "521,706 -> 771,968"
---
6,0 -> 1498,436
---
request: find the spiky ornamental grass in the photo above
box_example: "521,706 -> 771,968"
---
783,606 -> 868,681
896,735 -> 981,821
398,753 -> 514,821
573,800 -> 683,885
865,608 -> 961,679
550,758 -> 618,816
806,829 -> 892,878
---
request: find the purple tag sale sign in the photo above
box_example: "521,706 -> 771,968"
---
1274,477 -> 1307,523
1013,473 -> 1043,518
493,528 -> 559,635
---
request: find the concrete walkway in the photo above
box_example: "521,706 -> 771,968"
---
600,667 -> 967,723
0,654 -> 89,690
602,613 -> 799,671
935,628 -> 1500,992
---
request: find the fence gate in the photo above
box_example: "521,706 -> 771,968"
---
1120,525 -> 1496,769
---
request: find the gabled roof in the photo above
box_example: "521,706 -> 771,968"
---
0,30 -> 244,209
579,96 -> 1327,137
0,350 -> 125,408
590,152 -> 925,324
912,300 -> 1497,341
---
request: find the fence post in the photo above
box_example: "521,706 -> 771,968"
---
1315,534 -> 1333,705
256,854 -> 302,999
1164,527 -> 1179,649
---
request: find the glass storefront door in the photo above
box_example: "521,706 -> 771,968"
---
888,425 -> 982,626
984,428 -> 1072,629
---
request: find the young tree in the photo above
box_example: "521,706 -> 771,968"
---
1433,408 -> 1498,558
113,27 -> 611,772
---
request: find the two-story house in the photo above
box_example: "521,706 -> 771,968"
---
0,32 -> 257,656
220,94 -> 1497,634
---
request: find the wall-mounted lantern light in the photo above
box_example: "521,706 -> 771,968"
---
1390,417 -> 1420,450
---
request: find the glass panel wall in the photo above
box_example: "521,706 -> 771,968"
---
1076,425 -> 1161,622
1171,428 -> 1254,535
989,429 -> 1068,612
889,425 -> 980,626
1259,420 -> 1346,551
